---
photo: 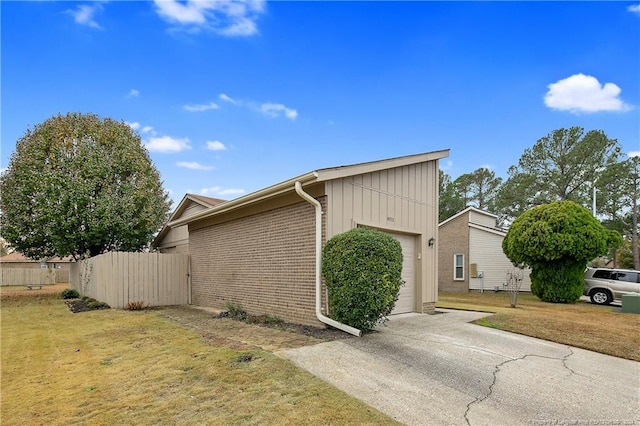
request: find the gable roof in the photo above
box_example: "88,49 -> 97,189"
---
169,150 -> 449,228
439,206 -> 507,237
152,193 -> 227,248
438,206 -> 498,228
187,194 -> 226,206
0,252 -> 36,262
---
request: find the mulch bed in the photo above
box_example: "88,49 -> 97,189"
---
65,299 -> 110,313
214,311 -> 350,340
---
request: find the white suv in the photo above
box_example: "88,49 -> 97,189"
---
583,268 -> 640,305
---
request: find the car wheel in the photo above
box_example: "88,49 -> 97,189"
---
590,290 -> 612,305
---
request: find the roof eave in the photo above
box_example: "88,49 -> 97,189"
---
169,171 -> 319,228
316,149 -> 450,182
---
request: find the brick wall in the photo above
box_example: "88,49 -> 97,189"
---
189,198 -> 327,327
438,212 -> 469,292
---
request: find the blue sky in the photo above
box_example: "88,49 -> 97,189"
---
2,1 -> 639,206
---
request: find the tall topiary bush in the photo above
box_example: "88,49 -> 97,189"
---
502,201 -> 609,303
321,227 -> 404,332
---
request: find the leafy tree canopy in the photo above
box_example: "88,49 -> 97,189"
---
0,113 -> 171,260
496,127 -> 621,223
454,167 -> 502,212
439,170 -> 465,223
439,168 -> 502,223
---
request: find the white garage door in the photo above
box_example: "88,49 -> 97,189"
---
387,232 -> 416,315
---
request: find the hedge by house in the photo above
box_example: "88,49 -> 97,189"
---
322,227 -> 404,332
502,201 -> 609,303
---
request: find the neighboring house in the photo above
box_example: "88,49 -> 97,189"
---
438,207 -> 532,293
170,150 -> 449,328
0,252 -> 73,283
152,194 -> 226,254
0,251 -> 44,269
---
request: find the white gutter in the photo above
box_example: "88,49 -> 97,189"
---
294,181 -> 362,337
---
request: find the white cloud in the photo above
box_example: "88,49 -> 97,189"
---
128,89 -> 140,98
260,103 -> 298,120
66,3 -> 103,29
144,136 -> 191,153
153,0 -> 265,36
206,140 -> 227,151
219,93 -> 238,104
628,4 -> 640,14
183,102 -> 219,112
440,160 -> 453,171
177,161 -> 214,170
218,93 -> 299,120
544,73 -> 632,114
201,186 -> 245,196
628,151 -> 640,158
126,121 -> 141,130
141,126 -> 155,134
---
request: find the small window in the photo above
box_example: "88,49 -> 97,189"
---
616,272 -> 639,283
454,254 -> 464,281
593,270 -> 613,279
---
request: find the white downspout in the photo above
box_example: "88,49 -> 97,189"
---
295,182 -> 362,337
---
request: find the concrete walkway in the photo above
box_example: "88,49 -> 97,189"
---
279,310 -> 640,426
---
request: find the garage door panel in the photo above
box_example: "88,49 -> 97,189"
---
388,233 -> 415,315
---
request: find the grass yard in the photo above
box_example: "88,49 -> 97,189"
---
437,292 -> 640,362
0,290 -> 398,426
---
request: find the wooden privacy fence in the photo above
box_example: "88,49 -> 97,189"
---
70,252 -> 190,309
0,268 -> 56,286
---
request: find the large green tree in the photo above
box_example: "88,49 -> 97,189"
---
502,201 -> 609,303
454,167 -> 502,212
0,113 -> 171,260
439,170 -> 465,222
496,127 -> 621,223
596,156 -> 640,268
439,168 -> 502,223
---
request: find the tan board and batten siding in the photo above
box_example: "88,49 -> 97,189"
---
325,161 -> 439,313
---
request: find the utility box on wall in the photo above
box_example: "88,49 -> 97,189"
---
470,263 -> 478,278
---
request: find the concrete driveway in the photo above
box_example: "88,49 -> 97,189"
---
279,309 -> 640,425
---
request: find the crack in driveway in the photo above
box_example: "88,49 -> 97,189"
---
463,346 -> 576,426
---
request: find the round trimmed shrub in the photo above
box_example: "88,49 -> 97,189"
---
322,227 -> 404,332
60,288 -> 80,299
502,201 -> 609,303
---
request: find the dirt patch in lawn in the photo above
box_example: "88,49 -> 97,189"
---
159,305 -> 353,353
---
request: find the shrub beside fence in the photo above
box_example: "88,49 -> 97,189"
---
0,268 -> 55,286
70,252 -> 190,309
